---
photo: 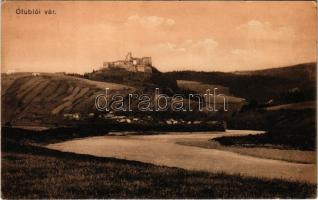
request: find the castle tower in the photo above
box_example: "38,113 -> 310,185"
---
125,52 -> 133,61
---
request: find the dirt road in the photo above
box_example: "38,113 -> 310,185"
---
47,130 -> 316,183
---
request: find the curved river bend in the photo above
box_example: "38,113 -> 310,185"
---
47,130 -> 316,184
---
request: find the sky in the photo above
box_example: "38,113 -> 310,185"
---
2,1 -> 316,73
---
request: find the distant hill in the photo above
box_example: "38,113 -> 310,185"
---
233,63 -> 316,82
166,63 -> 316,104
1,73 -> 134,126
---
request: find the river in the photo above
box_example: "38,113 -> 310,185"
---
46,130 -> 316,183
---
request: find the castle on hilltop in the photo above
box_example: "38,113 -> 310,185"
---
102,52 -> 153,73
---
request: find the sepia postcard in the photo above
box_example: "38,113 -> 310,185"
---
1,1 -> 317,199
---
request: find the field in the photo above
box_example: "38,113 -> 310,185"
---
2,145 -> 316,199
1,73 -> 134,125
176,80 -> 245,103
177,80 -> 230,94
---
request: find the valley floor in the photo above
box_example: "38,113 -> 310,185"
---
2,129 -> 317,198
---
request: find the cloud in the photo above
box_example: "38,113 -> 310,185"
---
151,38 -> 219,68
230,48 -> 263,61
158,38 -> 218,55
240,20 -> 270,30
236,20 -> 295,41
231,49 -> 250,56
158,43 -> 186,53
127,15 -> 175,28
225,20 -> 298,69
195,39 -> 218,50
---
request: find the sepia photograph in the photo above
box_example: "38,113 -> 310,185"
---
1,1 -> 317,198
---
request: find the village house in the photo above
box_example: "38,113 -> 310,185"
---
63,113 -> 80,120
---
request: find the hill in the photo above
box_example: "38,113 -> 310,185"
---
166,63 -> 316,104
233,63 -> 316,82
85,67 -> 178,93
1,73 -> 134,126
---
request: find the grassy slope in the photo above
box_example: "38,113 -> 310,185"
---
2,144 -> 316,199
1,73 -> 134,125
226,109 -> 316,150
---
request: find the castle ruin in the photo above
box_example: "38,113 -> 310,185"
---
102,52 -> 152,73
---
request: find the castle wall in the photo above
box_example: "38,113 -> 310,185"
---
141,57 -> 152,66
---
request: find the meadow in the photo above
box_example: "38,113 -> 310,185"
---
2,144 -> 316,199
